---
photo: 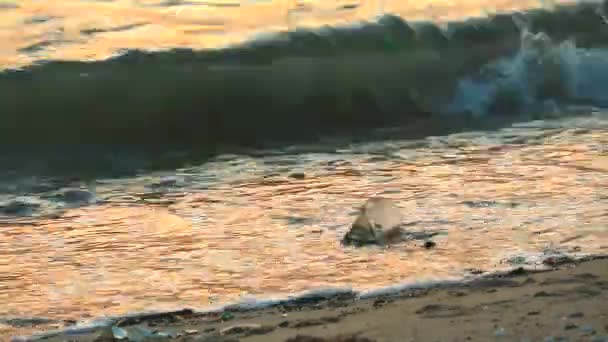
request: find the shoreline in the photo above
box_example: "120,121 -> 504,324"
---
10,255 -> 608,342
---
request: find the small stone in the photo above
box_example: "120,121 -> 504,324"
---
564,323 -> 577,330
62,189 -> 95,203
63,319 -> 77,326
278,321 -> 290,328
423,240 -> 436,249
373,299 -> 387,308
568,312 -> 584,318
57,189 -> 97,208
184,329 -> 198,334
542,255 -> 574,266
288,172 -> 306,180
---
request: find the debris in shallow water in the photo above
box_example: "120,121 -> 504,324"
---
112,326 -> 128,340
221,312 -> 234,321
343,197 -> 444,247
342,197 -> 403,246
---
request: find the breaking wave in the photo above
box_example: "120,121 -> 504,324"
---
1,1 -> 608,145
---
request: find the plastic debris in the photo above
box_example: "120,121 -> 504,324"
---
221,312 -> 235,321
112,326 -> 128,340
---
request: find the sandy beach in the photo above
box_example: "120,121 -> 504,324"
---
11,256 -> 607,342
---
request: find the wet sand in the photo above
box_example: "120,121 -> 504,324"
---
13,256 -> 608,342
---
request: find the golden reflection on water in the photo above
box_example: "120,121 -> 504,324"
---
0,0 -> 574,68
1,126 -> 607,334
0,0 -> 604,338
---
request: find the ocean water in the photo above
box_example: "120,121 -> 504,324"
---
1,0 -> 608,339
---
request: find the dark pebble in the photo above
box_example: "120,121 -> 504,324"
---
288,172 -> 306,180
564,323 -> 578,330
0,200 -> 40,216
63,319 -> 77,326
373,299 -> 386,308
150,176 -> 180,189
568,312 -> 584,318
542,255 -> 575,266
424,240 -> 436,249
507,267 -> 527,276
464,268 -> 484,275
62,189 -> 95,204
278,321 -> 290,328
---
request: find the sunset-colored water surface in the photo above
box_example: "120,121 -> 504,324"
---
1,115 -> 608,338
0,0 -> 573,68
1,0 -> 607,340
